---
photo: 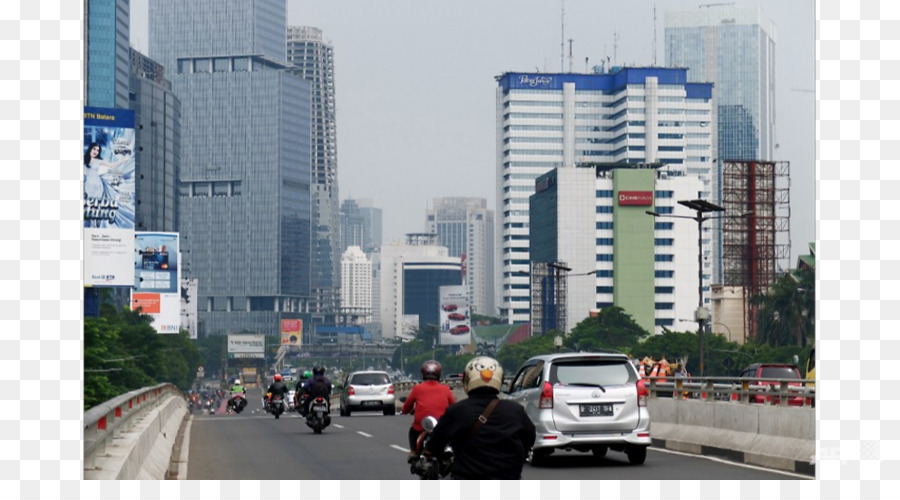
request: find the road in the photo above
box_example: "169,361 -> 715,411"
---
185,387 -> 807,480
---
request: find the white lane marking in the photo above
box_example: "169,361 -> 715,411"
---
652,447 -> 812,479
390,444 -> 410,453
357,431 -> 373,438
333,424 -> 344,429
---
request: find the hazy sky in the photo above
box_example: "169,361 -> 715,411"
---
131,0 -> 815,262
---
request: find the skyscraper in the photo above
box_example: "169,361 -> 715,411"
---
288,26 -> 341,321
425,197 -> 495,317
85,0 -> 130,108
665,5 -> 777,286
340,246 -> 372,325
150,0 -> 312,337
340,197 -> 382,254
496,68 -> 714,325
129,48 -> 180,233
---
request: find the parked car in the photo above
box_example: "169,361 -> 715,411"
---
339,370 -> 396,416
449,325 -> 469,335
442,304 -> 457,312
733,363 -> 806,406
447,312 -> 466,321
505,351 -> 651,466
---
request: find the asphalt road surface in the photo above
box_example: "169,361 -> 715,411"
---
185,387 -> 808,480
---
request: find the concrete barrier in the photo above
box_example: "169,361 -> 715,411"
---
648,398 -> 815,476
84,394 -> 187,480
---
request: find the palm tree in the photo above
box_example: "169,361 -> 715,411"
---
752,266 -> 815,347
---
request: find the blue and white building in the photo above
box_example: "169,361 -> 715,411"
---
85,0 -> 130,108
496,68 -> 714,325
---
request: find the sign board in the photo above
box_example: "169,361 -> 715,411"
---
439,285 -> 471,346
227,334 -> 265,359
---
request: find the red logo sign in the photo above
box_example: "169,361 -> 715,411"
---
618,191 -> 653,206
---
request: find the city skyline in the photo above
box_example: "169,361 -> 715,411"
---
130,0 -> 814,263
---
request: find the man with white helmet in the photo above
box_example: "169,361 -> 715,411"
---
425,356 -> 535,480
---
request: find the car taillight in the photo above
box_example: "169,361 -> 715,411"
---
539,381 -> 553,409
348,386 -> 355,396
637,379 -> 648,407
388,384 -> 394,394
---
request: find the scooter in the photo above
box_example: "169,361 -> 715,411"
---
227,393 -> 247,414
409,415 -> 453,480
305,396 -> 330,434
268,395 -> 286,419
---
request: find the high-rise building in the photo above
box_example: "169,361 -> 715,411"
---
150,0 -> 312,337
129,48 -> 180,233
665,5 -> 777,284
495,68 -> 714,324
85,0 -> 130,108
340,246 -> 372,325
530,163 -> 705,336
287,26 -> 341,320
425,197 -> 495,317
341,197 -> 382,254
371,234 -> 460,339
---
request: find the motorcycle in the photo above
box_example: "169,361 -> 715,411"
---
296,392 -> 310,417
409,416 -> 453,480
267,394 -> 286,419
227,393 -> 247,414
305,396 -> 331,433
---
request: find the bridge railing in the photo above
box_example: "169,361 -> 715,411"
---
642,376 -> 815,407
83,383 -> 183,471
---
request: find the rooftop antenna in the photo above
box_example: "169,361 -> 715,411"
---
613,32 -> 619,67
560,0 -> 566,72
568,39 -> 574,73
653,5 -> 657,66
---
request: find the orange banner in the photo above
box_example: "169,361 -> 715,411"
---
132,293 -> 161,314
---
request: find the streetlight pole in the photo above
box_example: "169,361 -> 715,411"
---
647,200 -> 751,377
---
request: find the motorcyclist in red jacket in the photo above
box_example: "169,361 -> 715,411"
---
401,360 -> 456,461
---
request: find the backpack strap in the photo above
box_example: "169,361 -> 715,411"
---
465,398 -> 501,440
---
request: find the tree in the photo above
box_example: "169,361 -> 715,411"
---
567,306 -> 651,352
752,266 -> 815,347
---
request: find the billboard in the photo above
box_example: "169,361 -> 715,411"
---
439,285 -> 471,346
281,319 -> 302,348
83,107 -> 136,287
134,232 -> 179,294
131,291 -> 181,333
180,278 -> 198,340
228,334 -> 265,359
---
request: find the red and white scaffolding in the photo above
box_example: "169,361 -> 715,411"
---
720,160 -> 791,341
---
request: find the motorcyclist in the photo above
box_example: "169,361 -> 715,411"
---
401,360 -> 456,462
228,378 -> 247,413
425,356 -> 536,480
294,370 -> 312,415
301,366 -> 332,415
265,373 -> 289,411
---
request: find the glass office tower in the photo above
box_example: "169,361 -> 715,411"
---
150,0 -> 312,337
85,0 -> 130,108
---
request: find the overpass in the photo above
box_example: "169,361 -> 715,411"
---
83,376 -> 814,479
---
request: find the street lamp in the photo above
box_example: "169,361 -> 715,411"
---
647,200 -> 752,376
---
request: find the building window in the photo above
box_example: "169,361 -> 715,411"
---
655,238 -> 674,246
596,206 -> 613,214
596,254 -> 614,262
655,303 -> 674,310
654,254 -> 674,262
596,238 -> 613,246
655,286 -> 674,294
596,286 -> 614,294
654,270 -> 674,278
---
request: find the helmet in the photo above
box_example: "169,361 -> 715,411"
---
234,379 -> 241,385
463,356 -> 503,394
313,366 -> 325,377
273,373 -> 282,382
421,360 -> 442,380
302,370 -> 312,379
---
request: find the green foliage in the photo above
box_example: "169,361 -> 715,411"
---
752,266 -> 815,347
567,306 -> 651,352
84,305 -> 202,411
496,331 -> 558,374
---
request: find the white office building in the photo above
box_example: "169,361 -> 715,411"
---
496,68 -> 714,324
340,246 -> 371,324
530,163 -> 706,336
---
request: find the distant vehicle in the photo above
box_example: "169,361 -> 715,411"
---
442,304 -> 457,312
506,351 -> 651,466
447,312 -> 466,321
339,370 -> 396,417
733,363 -> 806,406
449,325 -> 469,335
443,373 -> 464,384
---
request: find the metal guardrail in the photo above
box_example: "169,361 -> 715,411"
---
83,383 -> 183,469
642,376 -> 816,407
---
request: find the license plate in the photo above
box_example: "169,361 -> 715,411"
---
579,404 -> 613,417
363,400 -> 381,405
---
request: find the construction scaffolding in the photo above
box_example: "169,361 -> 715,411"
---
720,160 -> 791,341
529,262 -> 568,336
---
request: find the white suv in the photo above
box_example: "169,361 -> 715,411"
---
505,352 -> 651,465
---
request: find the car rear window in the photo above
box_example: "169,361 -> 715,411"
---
759,367 -> 800,379
350,373 -> 390,385
550,359 -> 632,386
